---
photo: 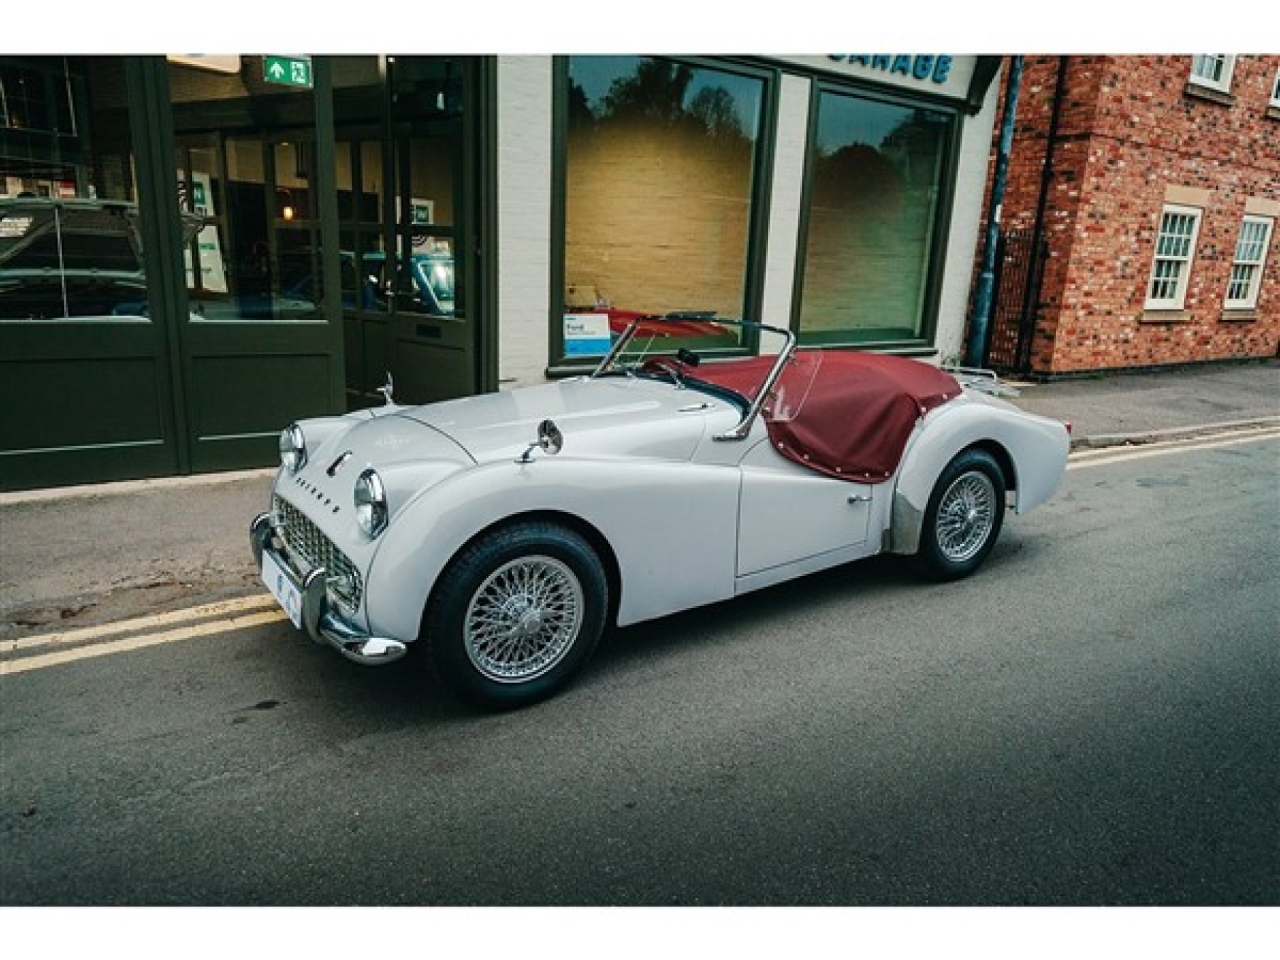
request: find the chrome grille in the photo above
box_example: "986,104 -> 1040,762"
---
273,494 -> 363,612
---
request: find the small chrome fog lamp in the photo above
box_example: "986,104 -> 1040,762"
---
280,423 -> 307,473
354,468 -> 388,539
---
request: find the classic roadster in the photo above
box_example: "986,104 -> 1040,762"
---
252,318 -> 1069,707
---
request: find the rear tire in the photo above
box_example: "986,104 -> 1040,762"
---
916,448 -> 1006,581
425,521 -> 607,708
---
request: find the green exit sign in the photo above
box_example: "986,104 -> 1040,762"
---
263,55 -> 312,89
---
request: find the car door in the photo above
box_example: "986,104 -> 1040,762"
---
735,437 -> 874,577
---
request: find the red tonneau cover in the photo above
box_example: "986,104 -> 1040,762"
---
692,351 -> 962,483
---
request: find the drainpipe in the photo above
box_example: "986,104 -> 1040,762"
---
1017,55 -> 1068,372
964,55 -> 1023,368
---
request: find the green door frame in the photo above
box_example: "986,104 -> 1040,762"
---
0,58 -> 183,492
142,55 -> 346,474
474,56 -> 500,395
1,54 -> 494,492
127,56 -> 192,472
336,55 -> 498,408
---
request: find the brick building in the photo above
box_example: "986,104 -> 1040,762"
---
977,55 -> 1280,376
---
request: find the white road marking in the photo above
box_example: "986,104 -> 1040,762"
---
1067,427 -> 1280,471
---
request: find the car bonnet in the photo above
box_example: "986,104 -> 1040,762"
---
399,376 -> 714,464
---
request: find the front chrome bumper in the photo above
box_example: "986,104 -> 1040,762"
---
250,511 -> 407,666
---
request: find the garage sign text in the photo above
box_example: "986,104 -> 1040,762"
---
829,55 -> 954,85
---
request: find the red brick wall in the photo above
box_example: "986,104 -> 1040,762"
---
980,55 -> 1280,375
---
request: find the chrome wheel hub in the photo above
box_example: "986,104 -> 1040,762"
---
464,556 -> 584,683
936,471 -> 997,563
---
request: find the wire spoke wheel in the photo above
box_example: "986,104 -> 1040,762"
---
463,555 -> 585,684
428,522 -> 607,708
935,470 -> 998,563
916,448 -> 1006,581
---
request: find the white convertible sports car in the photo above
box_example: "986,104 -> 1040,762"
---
252,318 -> 1069,707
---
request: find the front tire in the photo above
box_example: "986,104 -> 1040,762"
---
425,521 -> 607,708
916,448 -> 1006,581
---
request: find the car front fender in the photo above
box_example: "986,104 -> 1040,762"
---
363,456 -> 742,641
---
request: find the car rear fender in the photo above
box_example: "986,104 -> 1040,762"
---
888,398 -> 1069,554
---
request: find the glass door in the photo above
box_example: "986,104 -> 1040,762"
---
334,55 -> 477,408
178,132 -> 324,326
167,55 -> 343,472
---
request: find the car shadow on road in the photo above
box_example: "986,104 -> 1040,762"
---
265,533 -> 1048,726
591,552 -> 919,673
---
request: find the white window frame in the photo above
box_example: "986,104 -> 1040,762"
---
1271,67 -> 1280,108
1225,214 -> 1274,310
1189,55 -> 1236,93
1145,203 -> 1203,311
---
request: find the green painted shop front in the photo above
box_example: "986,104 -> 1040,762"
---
0,55 -> 494,492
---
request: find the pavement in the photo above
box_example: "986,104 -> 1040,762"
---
2,358 -> 1277,643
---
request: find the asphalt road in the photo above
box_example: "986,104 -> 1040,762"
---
2,436 -> 1278,907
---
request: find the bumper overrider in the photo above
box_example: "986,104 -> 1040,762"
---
250,511 -> 407,665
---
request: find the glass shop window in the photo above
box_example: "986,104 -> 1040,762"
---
0,57 -> 151,321
560,56 -> 766,360
168,56 -> 323,323
798,89 -> 954,348
331,53 -> 462,320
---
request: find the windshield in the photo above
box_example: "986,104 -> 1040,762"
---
751,350 -> 822,423
592,315 -> 802,438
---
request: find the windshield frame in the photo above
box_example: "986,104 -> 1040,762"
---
590,315 -> 797,442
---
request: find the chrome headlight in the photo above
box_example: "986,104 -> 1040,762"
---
279,423 -> 307,473
354,468 -> 388,538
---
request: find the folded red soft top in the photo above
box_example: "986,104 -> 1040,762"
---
692,350 -> 961,482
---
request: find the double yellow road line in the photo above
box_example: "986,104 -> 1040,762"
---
1,595 -> 287,677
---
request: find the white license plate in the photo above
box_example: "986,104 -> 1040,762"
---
261,550 -> 304,630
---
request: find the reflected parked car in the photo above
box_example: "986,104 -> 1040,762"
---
0,197 -> 202,320
346,250 -> 455,317
189,247 -> 456,321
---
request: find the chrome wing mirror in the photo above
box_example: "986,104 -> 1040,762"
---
517,419 -> 563,463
